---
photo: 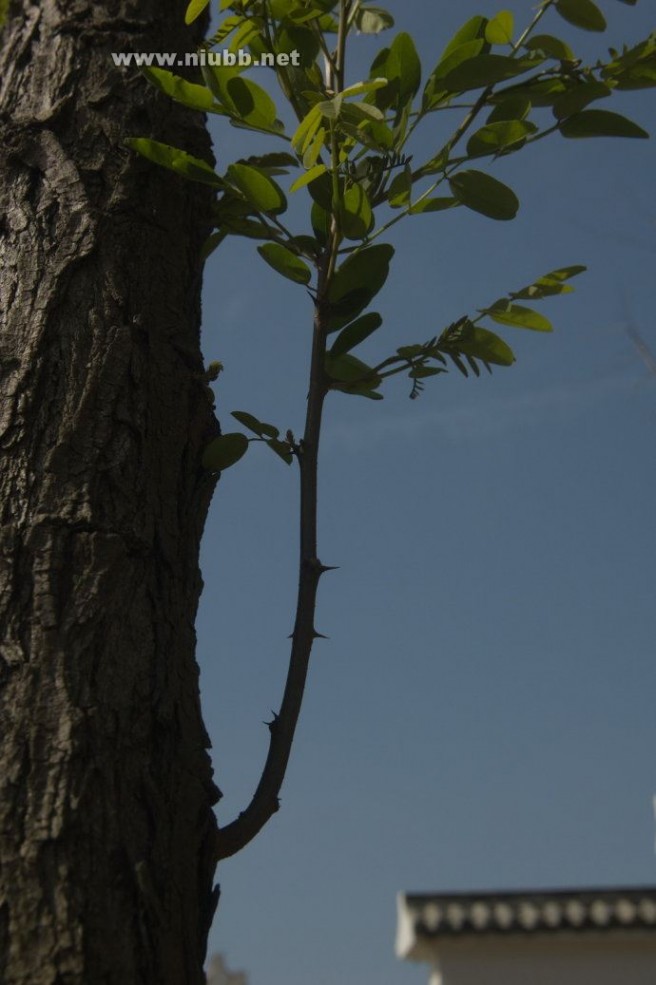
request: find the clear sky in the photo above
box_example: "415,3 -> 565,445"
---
194,3 -> 656,983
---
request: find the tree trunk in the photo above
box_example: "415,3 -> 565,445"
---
0,3 -> 221,982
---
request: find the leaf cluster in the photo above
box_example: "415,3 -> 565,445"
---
126,0 -> 653,470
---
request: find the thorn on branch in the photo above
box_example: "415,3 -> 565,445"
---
312,630 -> 329,640
264,711 -> 280,733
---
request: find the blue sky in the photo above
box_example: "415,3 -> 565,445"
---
194,3 -> 656,983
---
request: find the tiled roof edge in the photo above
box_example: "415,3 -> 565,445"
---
399,886 -> 656,939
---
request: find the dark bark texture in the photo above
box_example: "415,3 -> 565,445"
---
0,2 -> 221,982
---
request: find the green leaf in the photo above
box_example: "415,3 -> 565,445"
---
311,202 -> 329,244
602,36 -> 656,91
447,325 -> 516,366
441,15 -> 489,60
185,0 -> 211,25
220,217 -> 277,240
276,24 -> 321,67
559,109 -> 648,138
257,243 -> 312,284
438,321 -> 515,368
487,93 -> 531,123
356,6 -> 395,34
241,152 -> 299,172
390,32 -> 422,103
203,66 -> 280,131
266,439 -> 294,465
231,411 -> 280,439
202,433 -> 249,471
330,313 -> 383,357
141,68 -> 226,114
485,11 -> 514,45
512,265 -> 586,299
327,244 -> 395,330
443,53 -> 541,92
467,119 -> 537,156
325,352 -> 380,384
387,168 -> 412,207
552,80 -> 612,118
409,197 -> 459,214
409,366 -> 444,379
341,182 -> 374,240
524,34 -> 575,61
291,104 -> 323,153
201,231 -> 227,260
302,126 -> 328,169
423,39 -> 486,107
486,302 -> 553,331
342,78 -> 390,98
290,164 -> 328,192
449,170 -> 519,221
125,138 -> 222,186
488,77 -> 569,108
555,0 -> 607,32
228,163 -> 287,213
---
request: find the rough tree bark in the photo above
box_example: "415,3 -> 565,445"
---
0,2 -> 221,982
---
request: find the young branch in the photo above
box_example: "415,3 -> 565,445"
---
215,281 -> 330,861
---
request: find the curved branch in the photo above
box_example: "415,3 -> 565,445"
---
215,283 -> 331,862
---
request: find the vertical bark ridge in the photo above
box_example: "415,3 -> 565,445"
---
0,3 -> 221,982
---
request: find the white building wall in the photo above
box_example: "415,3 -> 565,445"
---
431,933 -> 656,985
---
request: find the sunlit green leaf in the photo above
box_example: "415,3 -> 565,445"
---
356,6 -> 395,34
141,68 -> 226,115
228,163 -> 287,213
443,325 -> 516,366
185,0 -> 211,25
485,10 -> 514,45
486,302 -> 553,331
290,164 -> 328,192
257,243 -> 313,283
203,65 -> 281,131
125,138 -> 222,186
202,433 -> 249,471
449,170 -> 519,220
342,182 -> 374,240
466,327 -> 515,366
512,265 -> 586,299
291,104 -> 323,153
